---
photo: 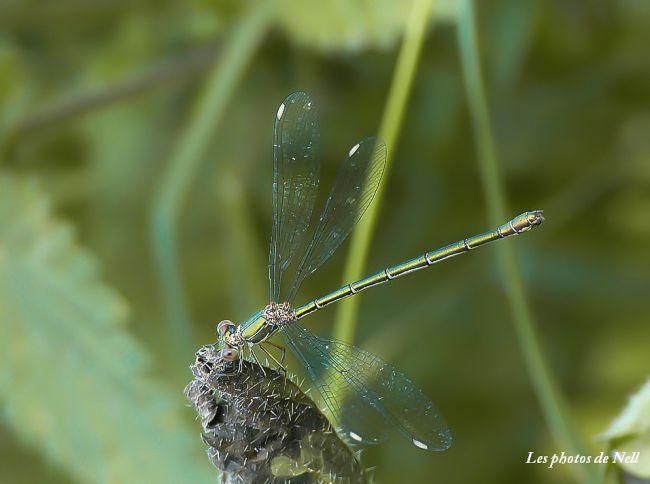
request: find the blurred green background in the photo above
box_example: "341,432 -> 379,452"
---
1,1 -> 649,483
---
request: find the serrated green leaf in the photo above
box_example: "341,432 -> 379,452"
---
0,174 -> 213,483
602,377 -> 650,478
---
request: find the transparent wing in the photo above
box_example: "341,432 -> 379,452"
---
285,138 -> 386,302
281,321 -> 452,451
269,92 -> 320,302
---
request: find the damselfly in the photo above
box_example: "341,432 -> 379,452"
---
216,92 -> 544,452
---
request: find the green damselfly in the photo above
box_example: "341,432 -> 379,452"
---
216,92 -> 544,452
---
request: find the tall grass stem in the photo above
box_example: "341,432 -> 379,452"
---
456,1 -> 597,482
333,0 -> 435,343
150,3 -> 272,359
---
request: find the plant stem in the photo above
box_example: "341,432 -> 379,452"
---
150,3 -> 272,358
216,166 -> 266,316
333,0 -> 434,343
9,43 -> 219,139
456,2 -> 597,483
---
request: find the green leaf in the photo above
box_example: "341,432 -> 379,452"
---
602,377 -> 650,478
275,0 -> 457,53
0,174 -> 213,483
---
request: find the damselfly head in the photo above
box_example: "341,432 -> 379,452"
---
216,320 -> 243,349
216,320 -> 235,338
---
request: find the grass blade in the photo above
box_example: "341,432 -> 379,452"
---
455,1 -> 597,482
150,3 -> 272,358
333,0 -> 435,343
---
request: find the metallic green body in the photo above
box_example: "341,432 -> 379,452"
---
240,211 -> 543,342
240,309 -> 273,343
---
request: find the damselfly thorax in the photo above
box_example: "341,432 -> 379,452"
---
219,302 -> 296,348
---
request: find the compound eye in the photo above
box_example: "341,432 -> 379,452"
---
217,320 -> 235,337
218,348 -> 240,362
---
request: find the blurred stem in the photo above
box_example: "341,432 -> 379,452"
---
456,2 -> 597,483
9,44 -> 219,139
333,0 -> 434,343
217,166 -> 266,316
150,3 -> 272,358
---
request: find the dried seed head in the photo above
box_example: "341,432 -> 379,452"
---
185,345 -> 366,483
